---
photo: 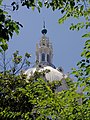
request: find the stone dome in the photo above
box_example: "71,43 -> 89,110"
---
25,65 -> 67,82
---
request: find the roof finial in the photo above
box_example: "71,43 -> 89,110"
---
41,20 -> 47,35
43,21 -> 45,29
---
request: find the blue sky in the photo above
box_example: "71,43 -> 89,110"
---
3,1 -> 86,73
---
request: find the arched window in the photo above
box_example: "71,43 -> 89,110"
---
47,54 -> 50,63
42,53 -> 45,61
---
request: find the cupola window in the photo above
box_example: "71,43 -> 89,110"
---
47,54 -> 50,63
42,53 -> 45,61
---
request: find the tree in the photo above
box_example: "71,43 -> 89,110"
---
0,72 -> 54,120
0,69 -> 84,120
0,68 -> 89,120
0,2 -> 22,50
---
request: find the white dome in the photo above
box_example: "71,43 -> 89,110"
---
25,66 -> 67,82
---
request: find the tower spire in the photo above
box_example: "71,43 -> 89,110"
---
41,21 -> 47,35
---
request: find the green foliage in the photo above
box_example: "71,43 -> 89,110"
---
47,80 -> 62,92
1,70 -> 90,120
10,0 -> 43,12
82,33 -> 90,38
0,72 -> 54,119
71,39 -> 90,116
10,50 -> 31,74
0,0 -> 3,5
0,8 -> 22,51
70,22 -> 85,31
72,40 -> 90,81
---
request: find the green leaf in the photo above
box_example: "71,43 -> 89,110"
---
0,44 -> 8,51
14,24 -> 19,35
32,6 -> 35,11
82,32 -> 90,38
58,15 -> 67,24
0,0 -> 3,5
38,1 -> 42,8
0,39 -> 8,51
85,40 -> 90,45
81,50 -> 86,57
25,52 -> 31,58
3,11 -> 8,14
84,86 -> 90,92
80,63 -> 85,68
86,51 -> 90,58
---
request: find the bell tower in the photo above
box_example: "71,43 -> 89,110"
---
36,22 -> 53,66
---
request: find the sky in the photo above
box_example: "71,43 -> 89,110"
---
2,0 -> 86,73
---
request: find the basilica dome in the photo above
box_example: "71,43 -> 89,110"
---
25,65 -> 67,82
